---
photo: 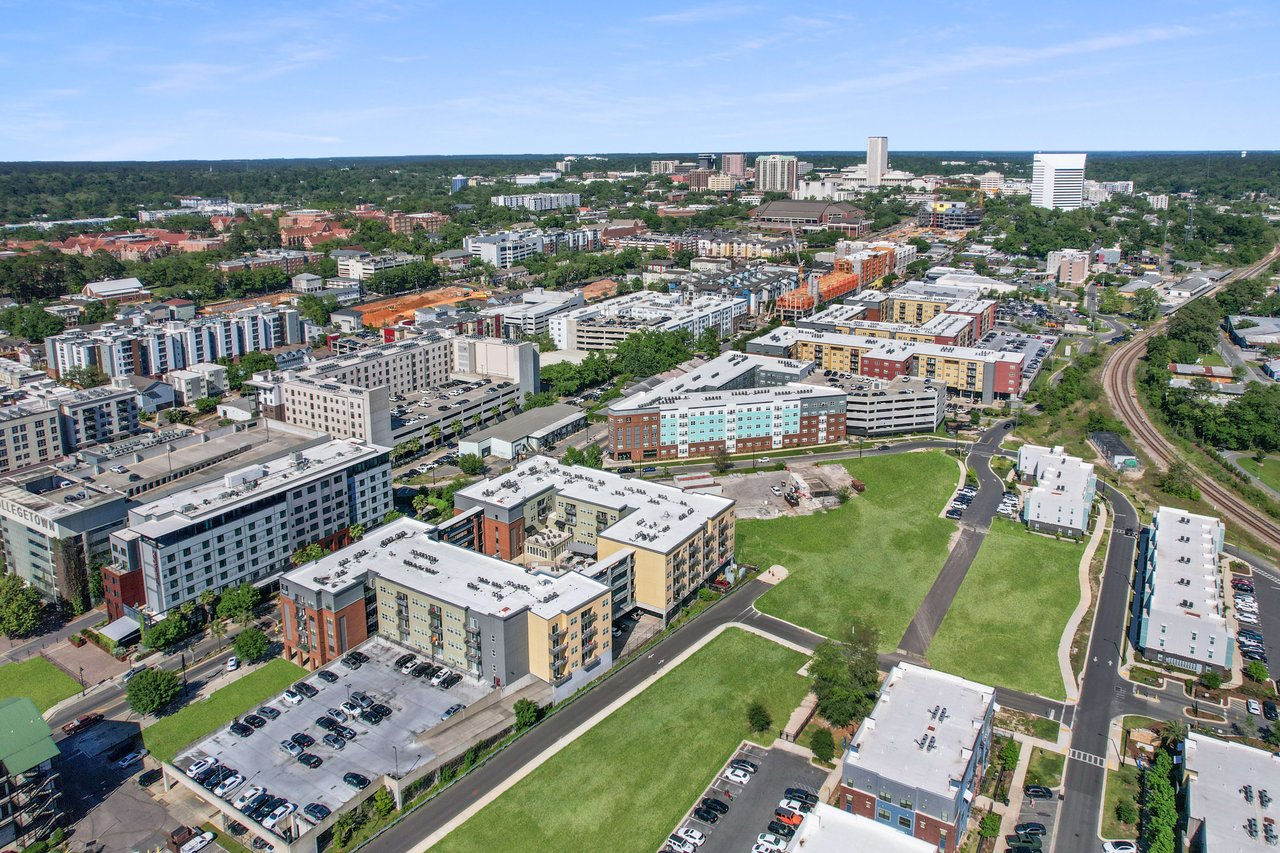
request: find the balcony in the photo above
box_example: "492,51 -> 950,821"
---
550,639 -> 568,656
582,640 -> 598,656
582,626 -> 598,643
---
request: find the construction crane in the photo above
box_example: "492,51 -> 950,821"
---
932,183 -> 988,208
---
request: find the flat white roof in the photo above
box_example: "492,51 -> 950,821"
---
1185,733 -> 1280,850
456,456 -> 733,554
846,663 -> 996,799
1145,506 -> 1228,662
793,804 -> 934,853
285,517 -> 607,619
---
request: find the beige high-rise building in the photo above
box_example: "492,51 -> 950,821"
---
866,136 -> 888,187
721,153 -> 746,177
755,154 -> 798,192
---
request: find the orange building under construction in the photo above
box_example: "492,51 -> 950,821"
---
356,287 -> 489,327
778,258 -> 861,319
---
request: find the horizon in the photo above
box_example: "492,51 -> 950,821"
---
3,1 -> 1276,160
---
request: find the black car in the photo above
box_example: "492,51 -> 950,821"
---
242,792 -> 270,815
293,682 -> 319,699
350,691 -> 374,710
728,757 -> 758,774
700,797 -> 730,814
691,806 -> 719,824
766,820 -> 796,839
341,655 -> 363,669
291,733 -> 315,749
251,796 -> 281,822
1024,785 -> 1053,799
343,772 -> 370,789
359,709 -> 384,726
230,722 -> 254,738
316,670 -> 339,684
945,509 -> 964,519
785,787 -> 818,805
350,651 -> 369,663
298,753 -> 322,769
411,662 -> 433,678
315,716 -> 337,731
617,466 -> 635,474
243,714 -> 267,729
137,768 -> 163,788
441,672 -> 463,689
257,705 -> 280,720
195,765 -> 220,786
1015,822 -> 1046,836
303,803 -> 331,822
1265,701 -> 1279,721
372,703 -> 393,718
335,724 -> 357,740
394,654 -> 415,669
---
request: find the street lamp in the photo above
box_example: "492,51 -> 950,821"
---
78,666 -> 85,696
393,745 -> 399,778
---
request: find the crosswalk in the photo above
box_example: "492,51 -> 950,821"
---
1068,748 -> 1106,768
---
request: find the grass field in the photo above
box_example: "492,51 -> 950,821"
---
1239,456 -> 1280,493
143,659 -> 306,763
1101,764 -> 1140,839
1024,747 -> 1065,788
738,452 -> 959,648
1199,351 -> 1228,368
436,629 -> 810,853
0,656 -> 81,711
925,520 -> 1083,699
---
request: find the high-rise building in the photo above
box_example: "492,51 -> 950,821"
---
866,136 -> 889,187
697,153 -> 716,171
721,153 -> 746,177
755,155 -> 798,193
1031,153 -> 1087,210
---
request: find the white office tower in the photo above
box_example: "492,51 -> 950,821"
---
866,136 -> 889,187
1031,153 -> 1087,210
755,155 -> 798,192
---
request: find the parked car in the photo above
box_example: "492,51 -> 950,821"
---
1015,822 -> 1046,836
257,705 -> 280,720
262,801 -> 297,831
722,768 -> 751,785
179,830 -> 215,853
297,753 -> 322,769
399,657 -> 419,675
430,669 -> 453,687
1102,843 -> 1137,853
335,724 -> 357,740
359,709 -> 384,726
372,703 -> 393,718
343,772 -> 370,790
766,820 -> 796,839
137,768 -> 164,788
186,757 -> 217,778
243,714 -> 267,729
700,797 -> 730,814
62,712 -> 104,736
280,690 -> 303,706
316,670 -> 339,684
773,807 -> 803,826
226,656 -> 240,672
229,722 -> 254,738
690,806 -> 719,824
1024,785 -> 1053,799
441,703 -> 465,720
279,740 -> 302,758
315,716 -> 337,731
1266,701 -> 1279,722
341,655 -> 363,670
665,837 -> 696,853
323,733 -> 347,750
291,733 -> 315,749
215,773 -> 245,798
674,827 -> 706,848
293,681 -> 318,699
304,802 -> 332,822
411,662 -> 433,678
441,672 -> 463,689
117,748 -> 149,769
233,785 -> 265,810
728,757 -> 758,774
757,832 -> 788,850
350,690 -> 374,709
784,787 -> 818,805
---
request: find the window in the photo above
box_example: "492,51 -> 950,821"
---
898,816 -> 912,829
876,808 -> 890,822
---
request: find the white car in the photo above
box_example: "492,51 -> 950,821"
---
757,833 -> 787,850
340,701 -> 362,719
722,768 -> 751,785
262,801 -> 297,830
430,668 -> 453,687
179,831 -> 215,853
665,838 -> 695,853
753,845 -> 782,853
117,748 -> 149,769
226,656 -> 240,672
675,826 -> 706,847
185,756 -> 217,778
1102,842 -> 1137,853
1249,699 -> 1263,715
281,689 -> 303,706
214,772 -> 245,798
780,797 -> 809,813
399,657 -> 419,674
233,785 -> 265,810
770,486 -> 783,497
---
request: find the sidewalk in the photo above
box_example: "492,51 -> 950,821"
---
1057,501 -> 1109,701
1,608 -> 104,665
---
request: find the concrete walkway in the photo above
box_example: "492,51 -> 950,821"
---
1223,450 -> 1280,502
1057,502 -> 1109,701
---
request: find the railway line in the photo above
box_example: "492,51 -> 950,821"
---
1099,247 -> 1280,551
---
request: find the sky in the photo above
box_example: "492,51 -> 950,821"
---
0,0 -> 1275,161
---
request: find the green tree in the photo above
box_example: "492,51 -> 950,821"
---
1199,669 -> 1223,690
125,667 -> 182,715
979,811 -> 1002,838
429,425 -> 444,446
457,453 -> 485,475
382,510 -> 405,525
216,582 -> 260,624
412,493 -> 432,517
696,326 -> 721,356
0,574 -> 43,639
746,701 -> 772,733
371,787 -> 396,817
291,543 -> 326,566
1000,737 -> 1020,770
710,446 -> 731,474
333,809 -> 367,845
233,626 -> 269,663
0,303 -> 65,342
296,294 -> 339,326
349,523 -> 365,541
513,697 -> 541,731
1160,719 -> 1186,750
810,625 -> 880,727
58,365 -> 109,389
142,615 -> 192,650
1246,660 -> 1270,683
194,396 -> 221,415
529,331 -> 556,353
210,617 -> 228,649
809,726 -> 836,763
1115,799 -> 1138,825
1132,287 -> 1162,321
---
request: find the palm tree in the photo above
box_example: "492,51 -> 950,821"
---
412,494 -> 432,518
1160,718 -> 1186,750
430,425 -> 443,447
210,618 -> 228,650
349,523 -> 365,541
198,589 -> 217,623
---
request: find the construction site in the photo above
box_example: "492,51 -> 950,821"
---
354,286 -> 490,327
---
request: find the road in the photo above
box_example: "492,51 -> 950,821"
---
1100,246 -> 1280,551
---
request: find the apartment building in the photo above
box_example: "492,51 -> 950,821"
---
1182,734 -> 1280,851
800,304 -> 978,347
0,698 -> 61,851
1046,249 -> 1090,285
843,376 -> 945,436
479,288 -> 585,339
1016,444 -> 1097,538
165,363 -> 227,406
464,231 -> 545,268
606,352 -> 846,461
279,515 -> 613,696
107,438 -> 391,616
54,386 -> 141,452
721,153 -> 746,177
1031,153 -> 1087,211
550,291 -> 747,351
215,249 -> 322,275
334,251 -> 423,281
603,232 -> 696,254
755,155 -> 798,192
0,405 -> 62,476
694,232 -> 797,259
838,663 -> 996,853
454,457 -> 736,622
489,192 -> 581,212
752,199 -> 864,233
916,201 -> 983,230
1135,507 -> 1232,675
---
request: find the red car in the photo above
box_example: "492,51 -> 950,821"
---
61,713 -> 103,736
774,807 -> 803,827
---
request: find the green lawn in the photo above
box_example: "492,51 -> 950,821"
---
926,520 -> 1083,699
437,629 -> 810,853
1239,456 -> 1280,493
1024,747 -> 1065,788
738,452 -> 959,648
0,656 -> 81,712
1199,351 -> 1228,368
143,659 -> 306,763
1101,764 -> 1140,839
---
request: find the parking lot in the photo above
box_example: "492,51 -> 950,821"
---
1012,786 -> 1061,850
978,329 -> 1058,389
172,637 -> 494,843
1230,565 -> 1275,670
665,744 -> 827,853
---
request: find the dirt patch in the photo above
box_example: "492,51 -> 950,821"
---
43,638 -> 128,690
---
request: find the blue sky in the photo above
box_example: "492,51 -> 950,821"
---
1,1 -> 1274,161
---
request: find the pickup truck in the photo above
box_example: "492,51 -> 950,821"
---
61,713 -> 103,736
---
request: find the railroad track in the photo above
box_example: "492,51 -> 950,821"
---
1100,247 -> 1280,551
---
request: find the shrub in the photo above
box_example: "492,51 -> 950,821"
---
809,726 -> 836,763
746,701 -> 772,733
1116,799 -> 1138,824
979,811 -> 1002,838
